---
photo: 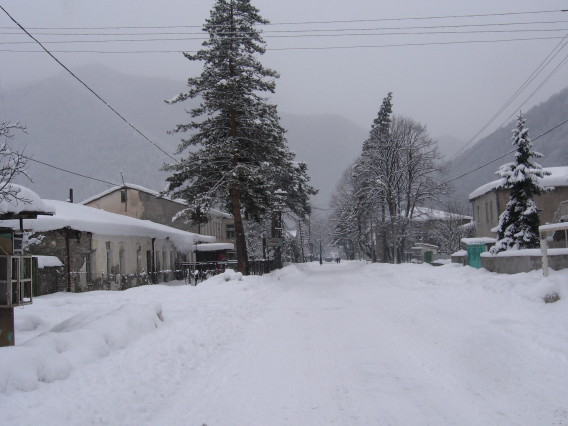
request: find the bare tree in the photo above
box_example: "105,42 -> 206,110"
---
0,122 -> 29,203
353,115 -> 447,262
424,201 -> 474,254
329,164 -> 375,260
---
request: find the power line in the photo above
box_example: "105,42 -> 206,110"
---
0,9 -> 562,30
3,18 -> 568,37
450,31 -> 568,161
1,35 -> 565,54
442,116 -> 568,187
0,5 -> 179,164
3,27 -> 568,45
23,155 -> 122,187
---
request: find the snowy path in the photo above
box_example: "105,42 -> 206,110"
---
2,261 -> 568,425
152,262 -> 568,425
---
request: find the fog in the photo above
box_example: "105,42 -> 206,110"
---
1,0 -> 567,148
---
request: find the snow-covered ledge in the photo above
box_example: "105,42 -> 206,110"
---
480,247 -> 568,274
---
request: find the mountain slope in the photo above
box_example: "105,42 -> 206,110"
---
448,87 -> 568,202
3,65 -> 366,208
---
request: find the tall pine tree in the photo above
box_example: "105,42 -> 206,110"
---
165,0 -> 314,273
490,113 -> 550,253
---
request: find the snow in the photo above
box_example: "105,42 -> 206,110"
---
194,242 -> 234,252
1,262 -> 568,425
468,166 -> 568,200
461,237 -> 497,245
34,255 -> 63,268
411,206 -> 472,222
0,183 -> 53,216
0,200 -> 215,253
481,247 -> 568,257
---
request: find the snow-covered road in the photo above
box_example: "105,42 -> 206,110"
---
2,261 -> 567,425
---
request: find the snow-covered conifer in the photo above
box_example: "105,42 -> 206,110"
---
164,0 -> 315,273
490,113 -> 550,253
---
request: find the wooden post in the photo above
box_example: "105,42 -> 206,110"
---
0,307 -> 15,346
65,229 -> 72,292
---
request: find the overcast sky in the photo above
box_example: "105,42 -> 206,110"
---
1,0 -> 567,146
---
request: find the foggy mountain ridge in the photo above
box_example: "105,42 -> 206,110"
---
2,65 -> 367,207
448,86 -> 568,203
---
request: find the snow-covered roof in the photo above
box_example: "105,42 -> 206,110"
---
194,243 -> 235,252
469,166 -> 568,200
0,200 -> 215,252
34,255 -> 63,268
81,183 -> 186,206
0,183 -> 54,218
411,207 -> 472,222
81,183 -> 233,219
461,237 -> 497,245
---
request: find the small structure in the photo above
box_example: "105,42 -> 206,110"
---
0,184 -> 54,346
410,243 -> 439,263
452,237 -> 496,268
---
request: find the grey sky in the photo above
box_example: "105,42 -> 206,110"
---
1,0 -> 567,145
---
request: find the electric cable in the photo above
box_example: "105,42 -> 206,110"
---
441,116 -> 568,187
0,8 -> 562,30
1,35 -> 566,54
450,32 -> 568,161
0,5 -> 179,164
22,155 -> 122,187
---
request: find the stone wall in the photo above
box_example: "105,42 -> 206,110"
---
481,253 -> 568,274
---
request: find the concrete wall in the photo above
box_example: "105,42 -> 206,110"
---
472,187 -> 568,238
481,253 -> 568,274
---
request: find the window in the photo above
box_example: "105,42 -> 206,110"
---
119,246 -> 125,275
136,247 -> 142,274
120,190 -> 127,203
226,223 -> 235,239
106,242 -> 113,275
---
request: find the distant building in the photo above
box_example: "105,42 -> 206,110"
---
81,184 -> 236,263
469,166 -> 568,239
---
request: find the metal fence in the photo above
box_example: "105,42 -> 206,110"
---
36,259 -> 280,295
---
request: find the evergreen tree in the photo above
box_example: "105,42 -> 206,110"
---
490,113 -> 550,253
165,0 -> 315,273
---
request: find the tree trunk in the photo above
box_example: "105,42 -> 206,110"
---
230,185 -> 248,274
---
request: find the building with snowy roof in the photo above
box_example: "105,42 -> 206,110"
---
0,199 -> 216,293
469,166 -> 568,240
81,183 -> 236,263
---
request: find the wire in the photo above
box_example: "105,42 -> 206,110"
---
442,116 -> 568,186
0,9 -> 562,30
0,5 -> 179,164
450,32 -> 568,161
3,19 -> 568,37
2,27 -> 568,45
23,155 -> 122,186
1,35 -> 565,54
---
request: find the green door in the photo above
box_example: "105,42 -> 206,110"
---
424,251 -> 433,264
467,244 -> 485,269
